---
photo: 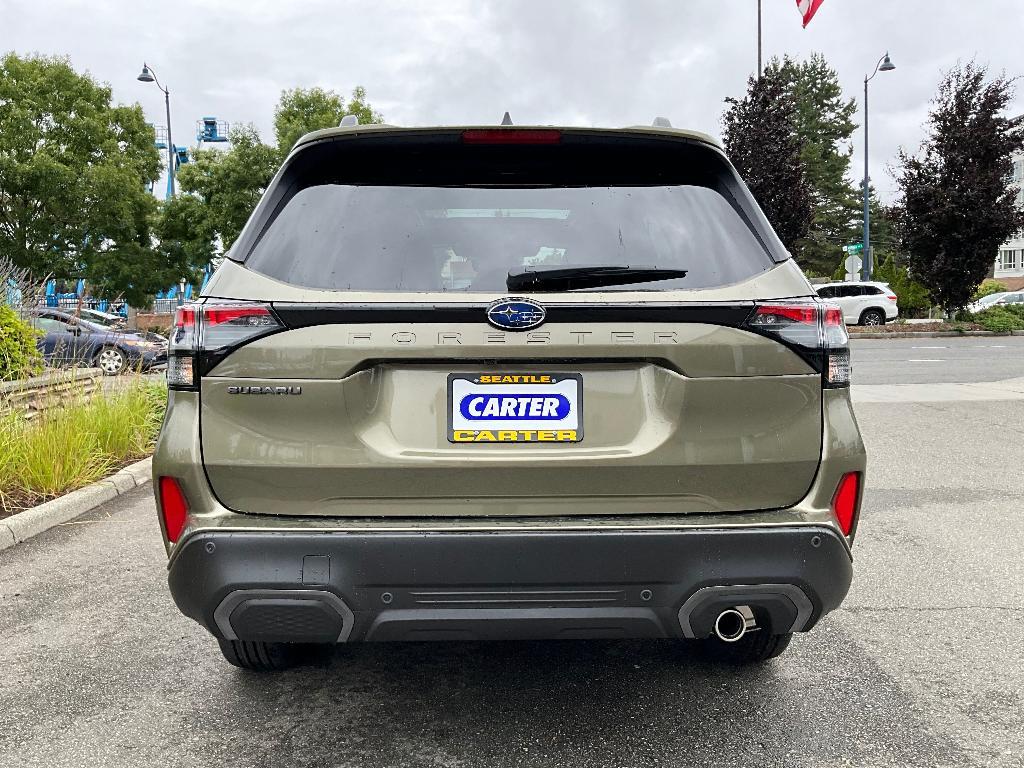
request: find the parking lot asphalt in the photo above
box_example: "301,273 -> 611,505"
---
850,335 -> 1024,384
2,341 -> 1023,768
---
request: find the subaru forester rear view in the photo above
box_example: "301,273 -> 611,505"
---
153,122 -> 866,671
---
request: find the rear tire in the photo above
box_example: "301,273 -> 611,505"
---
859,309 -> 885,327
217,639 -> 302,671
690,631 -> 793,665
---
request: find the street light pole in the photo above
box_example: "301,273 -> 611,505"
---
137,63 -> 175,198
862,52 -> 896,281
757,0 -> 762,78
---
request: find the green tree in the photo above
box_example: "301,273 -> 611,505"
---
723,71 -> 813,252
153,194 -> 216,277
973,279 -> 1007,301
767,53 -> 861,276
0,53 -> 161,294
166,125 -> 280,254
159,87 -> 382,262
273,86 -> 383,153
873,252 -> 931,318
895,63 -> 1024,311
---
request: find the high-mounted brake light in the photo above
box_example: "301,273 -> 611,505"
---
745,301 -> 851,388
165,303 -> 281,390
831,472 -> 861,537
462,129 -> 562,145
158,476 -> 189,544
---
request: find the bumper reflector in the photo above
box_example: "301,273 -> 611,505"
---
158,476 -> 189,543
831,472 -> 861,536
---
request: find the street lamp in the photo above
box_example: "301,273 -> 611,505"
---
862,52 -> 896,281
137,63 -> 176,197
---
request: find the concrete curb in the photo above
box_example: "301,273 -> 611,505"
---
0,457 -> 152,553
851,330 -> 1023,339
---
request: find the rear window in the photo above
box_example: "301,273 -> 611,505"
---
240,134 -> 785,292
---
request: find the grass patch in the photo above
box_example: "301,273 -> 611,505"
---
0,378 -> 165,517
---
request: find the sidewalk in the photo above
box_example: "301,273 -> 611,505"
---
852,376 -> 1024,403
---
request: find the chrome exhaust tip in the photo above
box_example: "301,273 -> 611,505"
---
713,605 -> 756,643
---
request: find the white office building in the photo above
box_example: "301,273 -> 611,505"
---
994,150 -> 1024,290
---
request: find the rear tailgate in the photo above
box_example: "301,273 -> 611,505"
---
198,308 -> 823,515
192,127 -> 827,517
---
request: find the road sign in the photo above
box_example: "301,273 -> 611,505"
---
844,254 -> 862,279
842,243 -> 864,254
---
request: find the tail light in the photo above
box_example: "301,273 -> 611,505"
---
166,303 -> 282,389
886,294 -> 898,302
158,476 -> 189,543
745,301 -> 850,387
831,472 -> 862,537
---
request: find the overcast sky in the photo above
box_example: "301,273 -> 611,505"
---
4,0 -> 1024,201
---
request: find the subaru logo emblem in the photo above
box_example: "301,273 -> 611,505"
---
486,297 -> 546,331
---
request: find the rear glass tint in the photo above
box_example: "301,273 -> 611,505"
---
240,135 -> 785,292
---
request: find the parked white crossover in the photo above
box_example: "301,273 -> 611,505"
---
815,282 -> 899,326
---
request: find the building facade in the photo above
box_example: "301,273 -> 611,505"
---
994,150 -> 1024,290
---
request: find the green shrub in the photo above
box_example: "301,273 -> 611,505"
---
974,305 -> 1024,333
972,279 -> 1008,301
873,254 -> 932,318
0,304 -> 43,381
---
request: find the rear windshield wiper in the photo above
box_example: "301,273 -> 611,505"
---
506,265 -> 688,292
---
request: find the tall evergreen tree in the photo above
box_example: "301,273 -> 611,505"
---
894,63 -> 1024,311
722,71 -> 813,253
768,53 -> 860,276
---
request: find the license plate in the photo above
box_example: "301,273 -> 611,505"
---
447,373 -> 583,443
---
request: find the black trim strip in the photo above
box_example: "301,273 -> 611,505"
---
272,302 -> 756,329
196,302 -> 832,379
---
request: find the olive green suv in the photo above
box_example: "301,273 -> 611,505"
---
152,122 -> 865,671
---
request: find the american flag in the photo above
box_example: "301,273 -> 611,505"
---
797,0 -> 826,27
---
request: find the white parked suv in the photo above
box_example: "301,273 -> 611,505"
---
815,282 -> 898,326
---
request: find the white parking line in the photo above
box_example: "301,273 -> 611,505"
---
911,346 -> 949,349
907,359 -> 945,362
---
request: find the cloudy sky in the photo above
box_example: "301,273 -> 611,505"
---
4,0 -> 1024,200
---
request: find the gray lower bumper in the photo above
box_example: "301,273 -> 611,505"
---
168,526 -> 852,643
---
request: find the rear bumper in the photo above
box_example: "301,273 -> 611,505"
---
168,525 -> 853,643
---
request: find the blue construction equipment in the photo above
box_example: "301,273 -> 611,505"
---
152,125 -> 169,150
197,117 -> 230,144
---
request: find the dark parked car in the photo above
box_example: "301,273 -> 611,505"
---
27,308 -> 167,375
76,307 -> 169,346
